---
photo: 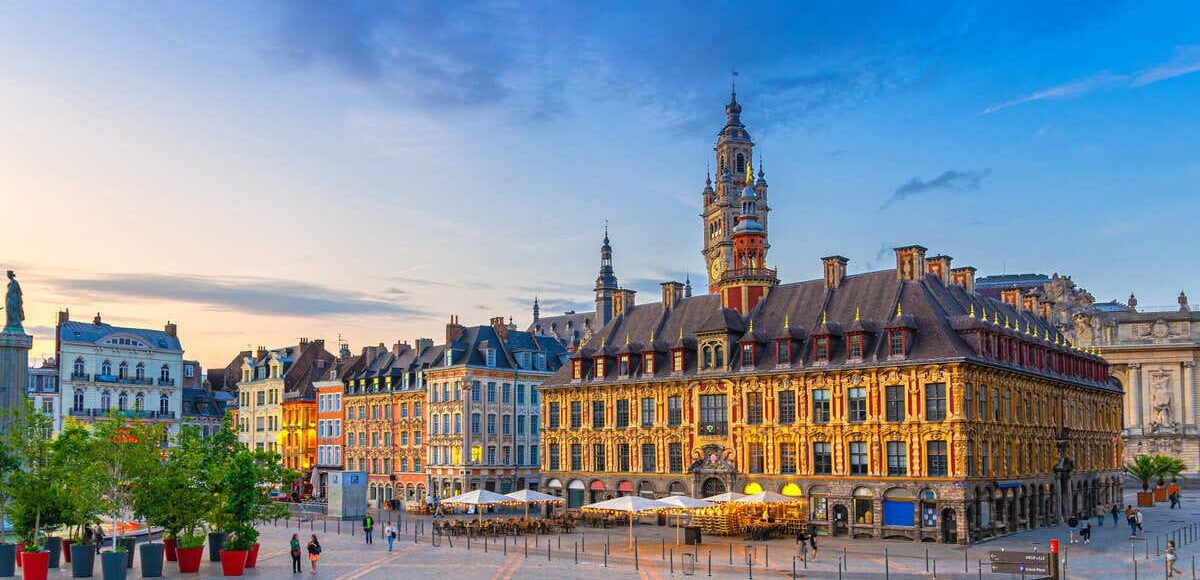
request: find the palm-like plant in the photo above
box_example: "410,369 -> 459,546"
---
1161,456 -> 1187,483
1125,455 -> 1160,492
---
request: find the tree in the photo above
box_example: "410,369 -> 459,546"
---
5,401 -> 65,549
132,426 -> 215,548
0,442 -> 20,545
50,423 -> 105,542
201,416 -> 240,535
219,448 -> 291,551
91,417 -> 162,551
1125,454 -> 1168,492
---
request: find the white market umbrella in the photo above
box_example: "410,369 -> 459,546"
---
657,496 -> 716,544
440,489 -> 513,524
504,488 -> 565,518
702,491 -> 746,503
582,496 -> 671,547
732,491 -> 799,505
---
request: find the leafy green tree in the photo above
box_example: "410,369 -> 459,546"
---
201,416 -> 239,534
0,439 -> 21,545
91,417 -> 162,551
132,426 -> 214,548
5,401 -> 65,549
50,423 -> 105,542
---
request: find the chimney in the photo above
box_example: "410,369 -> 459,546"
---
446,315 -> 465,344
893,245 -> 928,281
1038,299 -> 1053,320
164,321 -> 177,338
613,289 -> 637,318
299,337 -> 309,348
58,309 -> 70,324
821,256 -> 849,289
256,346 -> 267,359
661,282 -> 684,310
93,312 -> 103,325
416,338 -> 433,353
1021,293 -> 1037,313
950,267 -> 977,294
313,338 -> 325,350
1000,288 -> 1021,308
491,316 -> 509,341
924,255 -> 952,287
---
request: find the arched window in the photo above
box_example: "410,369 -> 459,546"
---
160,394 -> 170,415
454,413 -> 462,434
702,346 -> 712,369
118,391 -> 129,410
135,363 -> 145,380
160,364 -> 171,383
442,413 -> 449,434
101,390 -> 112,411
101,360 -> 113,377
134,393 -> 144,411
118,361 -> 128,379
73,389 -> 84,411
73,358 -> 85,377
714,345 -> 724,368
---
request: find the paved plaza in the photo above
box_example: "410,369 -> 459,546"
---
88,489 -> 1198,579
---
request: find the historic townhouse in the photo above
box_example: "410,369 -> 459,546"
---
27,359 -> 60,435
235,339 -> 333,474
538,90 -> 1123,544
57,310 -> 184,441
314,345 -> 354,499
342,340 -> 439,508
424,317 -> 568,498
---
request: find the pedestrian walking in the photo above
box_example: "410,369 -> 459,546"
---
1067,514 -> 1079,544
1080,519 -> 1091,544
1110,504 -> 1120,525
384,522 -> 395,552
1125,505 -> 1137,536
1169,490 -> 1181,509
1167,540 -> 1182,577
363,514 -> 374,544
809,535 -> 818,560
1134,508 -> 1144,533
290,533 -> 302,574
1094,504 -> 1104,526
94,525 -> 105,554
306,535 -> 322,573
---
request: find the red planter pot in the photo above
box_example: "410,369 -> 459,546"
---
244,543 -> 260,569
176,546 -> 205,574
218,550 -> 248,577
62,540 -> 73,563
163,538 -> 178,562
21,550 -> 49,580
1137,491 -> 1155,507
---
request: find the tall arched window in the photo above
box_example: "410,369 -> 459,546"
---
160,364 -> 171,383
118,361 -> 128,379
73,389 -> 84,411
101,391 -> 112,411
101,360 -> 113,377
73,358 -> 85,377
135,363 -> 145,380
134,393 -> 145,411
714,345 -> 724,368
703,346 -> 713,369
160,394 -> 169,415
118,391 -> 129,410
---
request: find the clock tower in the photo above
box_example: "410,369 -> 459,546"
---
702,84 -> 769,293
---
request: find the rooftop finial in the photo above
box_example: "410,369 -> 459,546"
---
968,304 -> 976,318
854,307 -> 861,321
821,310 -> 827,325
895,303 -> 902,318
731,69 -> 738,96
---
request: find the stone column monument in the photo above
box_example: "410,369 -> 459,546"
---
0,270 -> 32,435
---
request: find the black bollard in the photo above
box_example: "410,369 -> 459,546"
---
662,537 -> 666,560
635,538 -> 639,570
574,542 -> 578,565
765,544 -> 769,567
524,536 -> 528,558
670,549 -> 674,574
885,548 -> 890,579
729,542 -> 733,565
548,542 -> 552,562
708,550 -> 712,577
964,548 -> 968,573
925,547 -> 930,572
792,556 -> 796,580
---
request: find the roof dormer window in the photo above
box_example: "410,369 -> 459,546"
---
813,337 -> 830,362
618,355 -> 630,377
643,352 -> 655,375
572,359 -> 583,381
776,340 -> 790,366
485,348 -> 497,367
889,330 -> 907,357
847,334 -> 864,359
594,356 -> 606,378
672,350 -> 684,373
740,343 -> 755,368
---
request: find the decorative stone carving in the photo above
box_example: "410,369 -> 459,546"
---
1149,370 -> 1178,433
3,270 -> 23,333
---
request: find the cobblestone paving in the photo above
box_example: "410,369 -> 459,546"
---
96,489 -> 1198,578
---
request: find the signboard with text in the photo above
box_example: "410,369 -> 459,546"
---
989,551 -> 1051,576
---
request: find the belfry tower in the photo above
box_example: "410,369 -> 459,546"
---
715,163 -> 778,314
594,226 -> 620,327
701,81 -> 769,293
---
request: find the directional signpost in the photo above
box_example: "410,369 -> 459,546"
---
989,550 -> 1052,577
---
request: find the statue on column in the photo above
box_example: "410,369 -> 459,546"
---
3,270 -> 23,333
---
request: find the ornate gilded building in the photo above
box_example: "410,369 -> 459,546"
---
538,91 -> 1123,544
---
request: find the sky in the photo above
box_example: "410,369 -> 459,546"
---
1,1 -> 1198,368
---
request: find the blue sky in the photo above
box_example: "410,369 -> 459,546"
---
1,1 -> 1197,365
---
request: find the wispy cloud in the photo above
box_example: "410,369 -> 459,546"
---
390,276 -> 492,290
981,72 -> 1126,115
880,169 -> 990,209
48,274 -> 430,318
982,45 -> 1200,114
1132,45 -> 1200,86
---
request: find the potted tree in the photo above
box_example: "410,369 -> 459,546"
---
92,418 -> 160,580
132,426 -> 213,576
1152,454 -> 1172,502
0,443 -> 20,577
5,401 -> 64,580
50,423 -> 104,578
201,417 -> 239,563
217,453 -> 256,577
1125,455 -> 1160,507
244,450 -> 291,569
1163,456 -> 1186,499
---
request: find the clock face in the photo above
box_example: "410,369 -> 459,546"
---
709,257 -> 726,280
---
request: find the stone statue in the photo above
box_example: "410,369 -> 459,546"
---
3,270 -> 23,333
1151,371 -> 1175,428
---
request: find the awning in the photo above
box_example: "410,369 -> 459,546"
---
618,481 -> 634,492
568,480 -> 586,490
743,482 -> 764,494
546,479 -> 563,489
590,480 -> 606,491
781,483 -> 803,497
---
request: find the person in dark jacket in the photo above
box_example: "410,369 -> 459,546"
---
290,533 -> 302,574
306,535 -> 321,573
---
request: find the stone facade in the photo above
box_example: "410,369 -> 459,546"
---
27,359 -> 60,435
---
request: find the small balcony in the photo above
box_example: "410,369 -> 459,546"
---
158,378 -> 175,386
70,372 -> 90,381
67,408 -> 177,420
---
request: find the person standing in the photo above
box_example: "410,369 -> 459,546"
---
290,533 -> 302,574
1080,519 -> 1091,544
1111,504 -> 1120,525
809,535 -> 818,560
796,531 -> 808,562
1169,490 -> 1181,509
306,535 -> 322,573
363,514 -> 374,544
1125,505 -> 1137,536
1067,514 -> 1078,544
1094,504 -> 1104,527
384,522 -> 395,552
1167,540 -> 1182,577
1134,508 -> 1144,533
